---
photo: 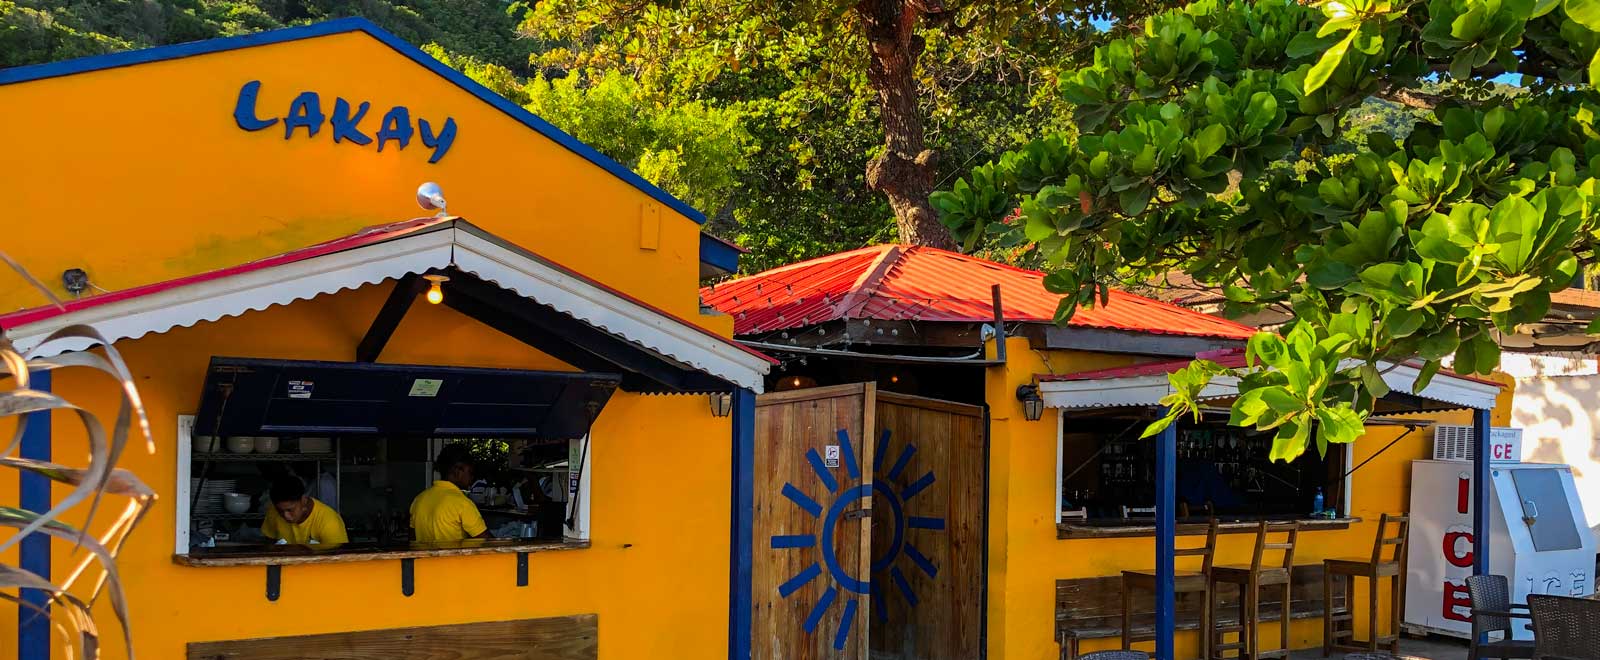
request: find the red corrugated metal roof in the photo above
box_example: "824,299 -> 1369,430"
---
700,244 -> 1258,340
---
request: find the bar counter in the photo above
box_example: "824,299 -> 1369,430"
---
1056,515 -> 1359,539
174,538 -> 589,567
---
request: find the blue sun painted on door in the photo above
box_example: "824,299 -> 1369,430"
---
771,429 -> 944,650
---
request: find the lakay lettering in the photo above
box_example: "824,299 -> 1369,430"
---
233,81 -> 456,163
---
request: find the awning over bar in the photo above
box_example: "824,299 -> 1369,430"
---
1036,349 -> 1502,412
195,357 -> 620,439
0,217 -> 775,393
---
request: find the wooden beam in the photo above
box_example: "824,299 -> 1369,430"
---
186,614 -> 598,660
355,274 -> 426,363
445,272 -> 693,392
1025,324 -> 1244,357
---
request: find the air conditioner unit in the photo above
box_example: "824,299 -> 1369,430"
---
1433,425 -> 1523,463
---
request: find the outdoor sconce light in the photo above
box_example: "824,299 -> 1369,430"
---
1016,384 -> 1044,422
709,392 -> 734,418
424,273 -> 449,305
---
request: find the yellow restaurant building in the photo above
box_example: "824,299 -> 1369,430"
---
0,18 -> 774,660
0,18 -> 1520,660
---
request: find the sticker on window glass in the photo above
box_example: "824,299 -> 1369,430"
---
287,380 -> 314,399
824,445 -> 841,468
408,378 -> 444,397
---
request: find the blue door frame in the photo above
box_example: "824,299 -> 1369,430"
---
729,388 -> 756,660
18,370 -> 51,660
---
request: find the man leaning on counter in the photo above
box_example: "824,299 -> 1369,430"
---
411,444 -> 490,542
262,475 -> 348,546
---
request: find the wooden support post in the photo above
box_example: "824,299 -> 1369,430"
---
1472,408 -> 1491,576
729,388 -> 756,660
1155,408 -> 1177,660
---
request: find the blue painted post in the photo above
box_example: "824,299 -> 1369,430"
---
1472,407 -> 1492,576
18,369 -> 51,660
728,388 -> 756,660
1155,408 -> 1177,660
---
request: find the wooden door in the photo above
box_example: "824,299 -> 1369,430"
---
753,383 -> 877,659
869,392 -> 985,660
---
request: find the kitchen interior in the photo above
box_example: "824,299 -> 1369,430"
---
188,434 -> 574,549
183,356 -> 616,557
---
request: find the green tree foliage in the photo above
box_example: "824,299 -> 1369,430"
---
521,0 -> 1100,250
424,47 -> 755,216
935,0 -> 1600,461
0,1 -> 538,72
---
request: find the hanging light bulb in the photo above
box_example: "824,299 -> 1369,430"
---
423,274 -> 449,305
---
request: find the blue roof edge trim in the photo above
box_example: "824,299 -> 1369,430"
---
0,17 -> 708,226
699,233 -> 741,274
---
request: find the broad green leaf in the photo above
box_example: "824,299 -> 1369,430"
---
1568,0 -> 1600,31
1305,30 -> 1357,94
1419,328 -> 1461,360
1412,359 -> 1443,394
1248,332 -> 1291,368
1489,196 -> 1539,272
1140,410 -> 1181,439
1360,363 -> 1391,398
1308,261 -> 1359,289
1192,124 -> 1228,161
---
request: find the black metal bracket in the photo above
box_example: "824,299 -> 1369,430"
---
401,558 -> 415,597
516,552 -> 529,587
265,565 -> 281,602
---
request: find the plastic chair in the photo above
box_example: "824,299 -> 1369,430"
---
1465,575 -> 1534,660
1323,514 -> 1409,655
1122,519 -> 1219,658
1210,521 -> 1300,660
1528,594 -> 1600,660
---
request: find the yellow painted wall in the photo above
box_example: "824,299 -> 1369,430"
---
3,282 -> 732,659
982,337 -> 1517,660
0,27 -> 729,336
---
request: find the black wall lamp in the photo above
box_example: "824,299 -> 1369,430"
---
709,392 -> 734,417
1016,384 -> 1044,422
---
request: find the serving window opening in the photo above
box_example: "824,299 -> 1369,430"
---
1056,411 -> 1352,534
175,357 -> 614,563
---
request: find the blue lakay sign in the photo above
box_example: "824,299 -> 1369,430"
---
232,80 -> 457,163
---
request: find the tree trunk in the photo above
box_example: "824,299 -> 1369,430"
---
857,0 -> 957,249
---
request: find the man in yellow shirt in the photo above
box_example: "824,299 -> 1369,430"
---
262,475 -> 348,546
410,444 -> 489,543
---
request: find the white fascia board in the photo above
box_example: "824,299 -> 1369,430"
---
10,230 -> 455,357
1036,360 -> 1498,412
1038,374 -> 1241,409
449,228 -> 769,392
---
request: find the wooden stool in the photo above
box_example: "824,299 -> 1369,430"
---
1323,514 -> 1409,656
1122,519 -> 1220,658
1210,521 -> 1300,660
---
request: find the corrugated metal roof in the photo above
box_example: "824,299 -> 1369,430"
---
0,217 -> 777,370
1038,348 -> 1503,387
700,244 -> 1258,340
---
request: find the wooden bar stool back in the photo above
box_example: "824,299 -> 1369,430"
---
1122,519 -> 1220,657
1209,521 -> 1300,660
1322,514 -> 1409,655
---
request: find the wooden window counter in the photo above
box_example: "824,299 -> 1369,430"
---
174,538 -> 589,567
1056,516 -> 1358,539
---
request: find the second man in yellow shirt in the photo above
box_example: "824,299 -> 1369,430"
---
410,443 -> 489,543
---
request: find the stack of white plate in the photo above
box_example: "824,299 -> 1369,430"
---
191,479 -> 238,515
